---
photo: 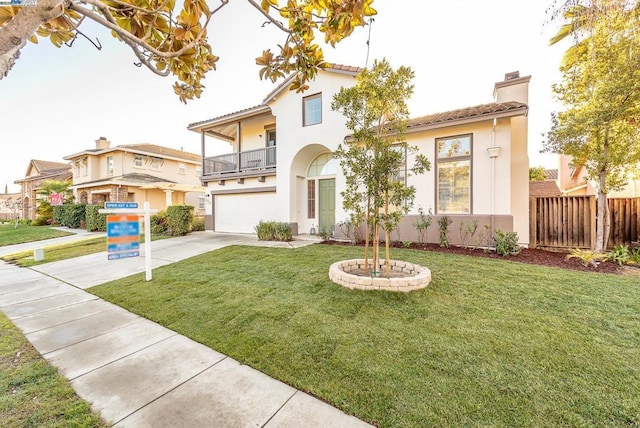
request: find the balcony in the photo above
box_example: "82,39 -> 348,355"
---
203,146 -> 276,176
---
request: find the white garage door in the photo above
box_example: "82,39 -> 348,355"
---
214,192 -> 279,233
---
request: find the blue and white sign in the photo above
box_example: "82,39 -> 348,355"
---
105,202 -> 139,209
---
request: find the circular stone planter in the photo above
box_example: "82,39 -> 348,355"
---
328,259 -> 431,292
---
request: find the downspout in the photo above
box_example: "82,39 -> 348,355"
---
489,118 -> 497,247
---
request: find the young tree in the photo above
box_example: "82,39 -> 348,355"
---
0,195 -> 22,228
529,166 -> 548,181
0,0 -> 376,102
544,0 -> 640,252
332,58 -> 430,277
35,179 -> 72,222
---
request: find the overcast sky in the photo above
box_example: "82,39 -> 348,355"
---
0,0 -> 566,193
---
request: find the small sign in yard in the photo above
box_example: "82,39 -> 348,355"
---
107,214 -> 140,260
105,202 -> 139,209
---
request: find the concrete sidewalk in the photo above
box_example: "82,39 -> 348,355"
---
0,231 -> 370,427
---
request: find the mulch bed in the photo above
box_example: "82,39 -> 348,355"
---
320,240 -> 625,275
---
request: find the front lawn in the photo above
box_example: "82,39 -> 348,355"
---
0,224 -> 73,247
0,312 -> 109,427
89,245 -> 640,427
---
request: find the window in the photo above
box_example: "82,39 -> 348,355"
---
196,166 -> 202,176
178,163 -> 186,174
307,153 -> 337,177
392,145 -> 407,184
436,134 -> 472,214
266,129 -> 276,147
308,179 -> 316,218
303,93 -> 322,126
198,196 -> 205,209
150,157 -> 163,169
134,155 -> 144,168
106,156 -> 114,175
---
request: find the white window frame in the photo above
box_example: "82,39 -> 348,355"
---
303,93 -> 322,126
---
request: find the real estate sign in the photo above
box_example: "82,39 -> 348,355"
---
107,214 -> 140,260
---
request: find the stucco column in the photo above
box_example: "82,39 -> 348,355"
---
164,190 -> 174,207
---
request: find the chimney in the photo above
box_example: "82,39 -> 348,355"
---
493,71 -> 531,104
95,137 -> 111,150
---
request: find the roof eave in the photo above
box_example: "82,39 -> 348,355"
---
406,106 -> 528,135
187,105 -> 272,132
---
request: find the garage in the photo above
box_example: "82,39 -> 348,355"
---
214,192 -> 278,233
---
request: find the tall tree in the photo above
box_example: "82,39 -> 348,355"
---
0,0 -> 376,102
332,58 -> 430,277
544,0 -> 640,252
35,179 -> 72,221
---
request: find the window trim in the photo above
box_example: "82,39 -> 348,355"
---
307,179 -> 316,219
106,155 -> 114,176
303,93 -> 322,127
435,133 -> 473,214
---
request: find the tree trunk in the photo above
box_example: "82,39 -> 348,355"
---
384,191 -> 390,277
364,196 -> 371,275
0,0 -> 66,78
595,127 -> 610,253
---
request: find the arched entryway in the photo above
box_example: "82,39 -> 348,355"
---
307,153 -> 337,233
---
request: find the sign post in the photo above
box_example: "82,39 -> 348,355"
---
99,201 -> 157,281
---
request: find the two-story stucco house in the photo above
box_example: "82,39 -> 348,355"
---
63,138 -> 205,214
14,159 -> 72,221
188,65 -> 531,245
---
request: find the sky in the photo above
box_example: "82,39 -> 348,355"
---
0,0 -> 567,193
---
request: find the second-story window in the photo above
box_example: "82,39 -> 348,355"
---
134,155 -> 144,168
106,156 -> 114,175
178,163 -> 186,174
303,93 -> 322,126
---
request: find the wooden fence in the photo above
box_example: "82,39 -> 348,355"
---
530,196 -> 640,249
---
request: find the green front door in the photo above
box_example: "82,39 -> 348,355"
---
319,178 -> 335,233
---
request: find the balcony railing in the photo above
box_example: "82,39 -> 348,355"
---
203,146 -> 276,176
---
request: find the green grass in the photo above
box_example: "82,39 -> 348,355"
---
2,235 -> 169,267
0,224 -> 73,247
88,244 -> 640,427
0,312 -> 109,427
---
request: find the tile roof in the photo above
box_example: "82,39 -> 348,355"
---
118,144 -> 201,162
529,180 -> 562,197
72,173 -> 172,188
407,101 -> 528,130
188,104 -> 270,129
545,169 -> 558,180
31,160 -> 70,174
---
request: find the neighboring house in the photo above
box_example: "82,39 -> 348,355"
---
14,160 -> 72,220
0,192 -> 21,221
63,138 -> 205,214
188,65 -> 531,245
557,154 -> 640,197
529,169 -> 561,197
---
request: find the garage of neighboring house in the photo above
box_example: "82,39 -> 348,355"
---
212,189 -> 277,233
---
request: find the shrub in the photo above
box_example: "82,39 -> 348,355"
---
318,226 -> 333,241
437,216 -> 452,248
166,205 -> 194,236
150,211 -> 169,235
53,204 -> 86,228
255,220 -> 292,241
85,205 -> 107,231
191,216 -> 205,232
629,247 -> 640,265
566,248 -> 609,268
607,245 -> 630,266
494,230 -> 521,257
413,207 -> 432,244
32,216 -> 49,226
